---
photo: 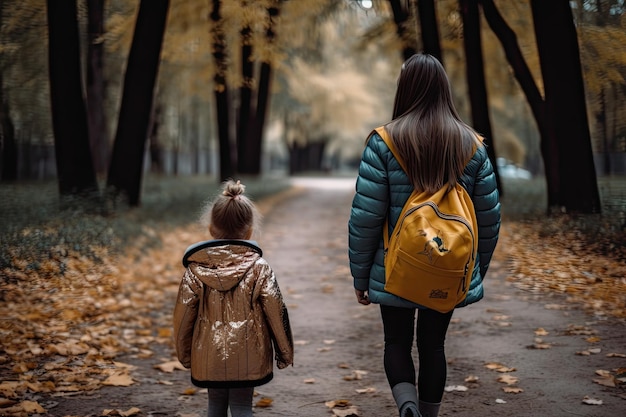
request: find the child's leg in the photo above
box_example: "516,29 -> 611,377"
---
207,388 -> 229,417
228,387 -> 254,417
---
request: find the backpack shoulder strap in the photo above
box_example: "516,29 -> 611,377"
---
374,126 -> 410,251
374,126 -> 407,173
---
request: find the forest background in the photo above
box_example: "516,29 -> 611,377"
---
1,1 -> 626,416
0,0 -> 624,207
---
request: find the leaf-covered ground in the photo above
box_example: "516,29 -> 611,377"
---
0,175 -> 624,416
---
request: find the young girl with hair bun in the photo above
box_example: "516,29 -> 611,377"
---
173,179 -> 294,417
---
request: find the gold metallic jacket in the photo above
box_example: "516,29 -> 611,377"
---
173,240 -> 294,388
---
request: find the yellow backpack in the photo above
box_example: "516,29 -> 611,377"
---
376,126 -> 478,313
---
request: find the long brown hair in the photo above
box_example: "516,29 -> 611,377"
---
384,53 -> 482,193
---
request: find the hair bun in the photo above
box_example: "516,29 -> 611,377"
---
222,179 -> 246,198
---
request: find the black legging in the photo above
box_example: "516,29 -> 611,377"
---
380,305 -> 454,403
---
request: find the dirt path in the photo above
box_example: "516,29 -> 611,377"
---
37,177 -> 625,417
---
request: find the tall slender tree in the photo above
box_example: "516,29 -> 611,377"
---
459,0 -> 501,193
0,0 -> 17,182
246,0 -> 282,175
86,0 -> 108,177
209,0 -> 234,181
107,0 -> 169,206
236,0 -> 254,174
531,0 -> 600,213
46,0 -> 98,198
389,0 -> 418,60
417,0 -> 442,61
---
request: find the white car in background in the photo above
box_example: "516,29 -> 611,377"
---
497,157 -> 532,179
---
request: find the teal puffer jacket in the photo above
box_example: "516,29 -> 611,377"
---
348,131 -> 501,309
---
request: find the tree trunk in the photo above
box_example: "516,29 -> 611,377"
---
46,0 -> 99,198
0,1 -> 17,182
389,0 -> 418,61
149,101 -> 164,174
459,0 -> 501,194
0,65 -> 17,181
236,19 -> 254,174
0,98 -> 17,182
210,0 -> 234,181
416,0 -> 442,62
531,0 -> 601,213
86,0 -> 108,177
107,0 -> 169,206
245,0 -> 281,176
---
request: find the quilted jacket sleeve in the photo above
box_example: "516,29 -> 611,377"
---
465,146 -> 501,279
172,269 -> 202,368
256,261 -> 294,369
348,135 -> 390,291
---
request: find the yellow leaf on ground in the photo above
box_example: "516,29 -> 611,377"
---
153,360 -> 187,373
332,405 -> 360,416
20,400 -> 46,413
326,400 -> 351,408
255,397 -> 273,407
103,373 -> 134,386
497,375 -> 519,385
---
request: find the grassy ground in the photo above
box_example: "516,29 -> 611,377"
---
0,174 -> 291,271
2,174 -> 623,267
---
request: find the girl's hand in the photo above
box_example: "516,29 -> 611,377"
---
355,289 -> 371,305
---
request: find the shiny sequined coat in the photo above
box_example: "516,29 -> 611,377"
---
173,240 -> 294,388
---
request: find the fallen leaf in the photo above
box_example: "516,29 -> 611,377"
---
255,397 -> 273,407
534,328 -> 549,336
356,387 -> 376,394
303,378 -> 316,384
606,352 -> 626,358
502,387 -> 524,393
495,399 -> 507,404
485,362 -> 515,372
582,396 -> 603,405
343,370 -> 368,381
332,406 -> 360,416
593,376 -> 616,387
181,387 -> 197,395
527,342 -> 552,349
20,400 -> 46,413
326,399 -> 352,408
103,373 -> 134,387
444,385 -> 468,392
464,375 -> 479,383
102,409 -> 140,417
154,360 -> 187,373
497,375 -> 519,385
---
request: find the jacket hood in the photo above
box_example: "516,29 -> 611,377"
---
183,240 -> 262,291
